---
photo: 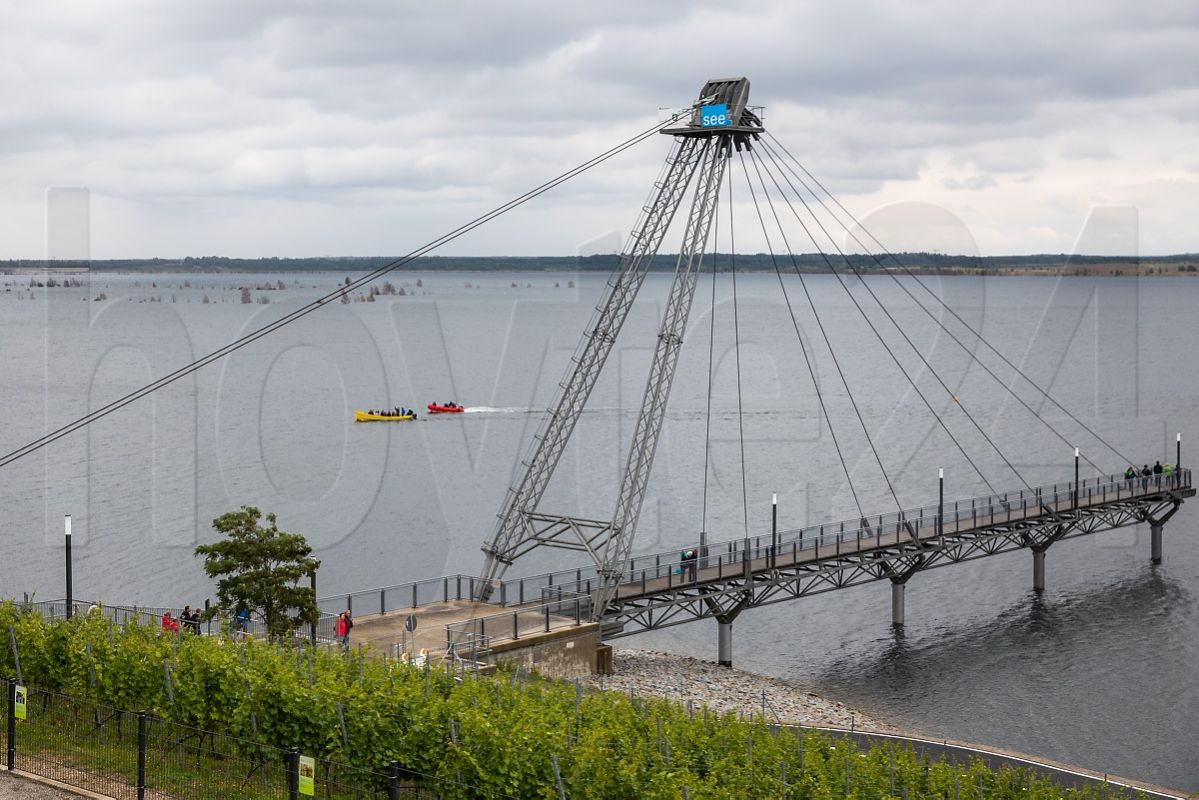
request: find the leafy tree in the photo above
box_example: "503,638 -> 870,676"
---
194,505 -> 320,640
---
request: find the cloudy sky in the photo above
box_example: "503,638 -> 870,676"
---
3,1 -> 1198,258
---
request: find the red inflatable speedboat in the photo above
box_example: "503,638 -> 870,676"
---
427,403 -> 464,414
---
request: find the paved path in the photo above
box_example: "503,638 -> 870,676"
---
0,770 -> 95,799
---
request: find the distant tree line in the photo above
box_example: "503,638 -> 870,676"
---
2,252 -> 1197,273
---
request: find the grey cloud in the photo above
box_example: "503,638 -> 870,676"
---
1,0 -> 1198,256
941,175 -> 998,191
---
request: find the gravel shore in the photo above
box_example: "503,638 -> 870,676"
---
586,649 -> 892,731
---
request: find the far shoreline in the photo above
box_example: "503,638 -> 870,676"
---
2,251 -> 1197,278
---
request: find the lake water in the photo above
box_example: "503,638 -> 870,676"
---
1,269 -> 1195,790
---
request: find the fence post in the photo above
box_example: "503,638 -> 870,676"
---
6,679 -> 15,772
137,711 -> 147,800
550,753 -> 567,800
288,747 -> 299,800
389,759 -> 399,800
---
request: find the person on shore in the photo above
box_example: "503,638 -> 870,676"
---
234,605 -> 249,636
335,610 -> 353,651
161,611 -> 179,635
182,605 -> 193,633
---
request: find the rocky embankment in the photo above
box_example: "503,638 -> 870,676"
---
586,649 -> 892,731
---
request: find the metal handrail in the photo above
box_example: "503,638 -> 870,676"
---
316,469 -> 1190,621
444,588 -> 592,649
317,573 -> 495,617
503,469 -> 1193,598
10,598 -> 340,642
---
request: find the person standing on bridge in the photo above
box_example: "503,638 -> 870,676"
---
1124,465 -> 1136,487
682,548 -> 697,582
1140,464 -> 1152,491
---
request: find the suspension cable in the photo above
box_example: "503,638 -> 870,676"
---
760,144 -> 1032,490
753,147 -> 1009,494
744,150 -> 901,512
737,151 -> 867,517
0,113 -> 684,471
761,136 -> 1107,473
764,131 -> 1131,471
728,157 -> 751,538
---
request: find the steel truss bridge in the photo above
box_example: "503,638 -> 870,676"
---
475,471 -> 1192,662
456,76 -> 1194,665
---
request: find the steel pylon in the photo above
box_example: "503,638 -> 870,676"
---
477,79 -> 764,604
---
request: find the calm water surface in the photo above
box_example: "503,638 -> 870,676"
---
0,270 -> 1195,789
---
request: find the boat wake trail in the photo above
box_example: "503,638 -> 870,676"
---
463,406 -> 536,414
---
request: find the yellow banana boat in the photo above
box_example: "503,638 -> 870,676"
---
354,410 -> 416,422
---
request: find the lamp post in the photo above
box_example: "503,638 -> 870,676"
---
1074,447 -> 1080,510
770,493 -> 778,569
64,514 -> 73,619
309,569 -> 318,645
937,469 -> 944,544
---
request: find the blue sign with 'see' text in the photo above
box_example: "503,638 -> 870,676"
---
700,103 -> 730,128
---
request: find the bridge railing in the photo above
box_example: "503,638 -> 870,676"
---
318,573 -> 506,617
315,569 -> 614,617
312,470 -> 1190,614
11,597 -> 340,643
444,588 -> 593,650
503,468 -> 1191,599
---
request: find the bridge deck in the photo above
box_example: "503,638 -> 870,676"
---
607,474 -> 1192,605
321,471 -> 1192,649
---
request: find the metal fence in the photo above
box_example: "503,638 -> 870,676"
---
15,598 -> 340,645
318,574 -> 494,619
3,679 -> 514,799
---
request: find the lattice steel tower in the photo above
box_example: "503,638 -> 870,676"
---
477,78 -> 764,615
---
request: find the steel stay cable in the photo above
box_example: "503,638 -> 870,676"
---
737,151 -> 866,518
0,113 -> 683,471
756,146 -> 1033,492
728,158 -> 751,538
745,150 -> 900,513
760,136 -> 1107,474
751,147 -> 1004,495
764,131 -> 1131,470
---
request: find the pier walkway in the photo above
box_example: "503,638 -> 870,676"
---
323,469 -> 1192,665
